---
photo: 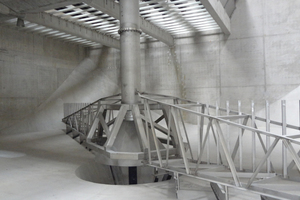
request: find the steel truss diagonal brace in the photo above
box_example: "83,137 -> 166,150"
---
105,104 -> 128,149
283,140 -> 300,172
247,138 -> 280,188
214,120 -> 241,187
171,107 -> 191,174
87,106 -> 104,140
132,104 -> 148,150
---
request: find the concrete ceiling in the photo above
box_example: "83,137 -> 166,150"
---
0,0 -> 235,48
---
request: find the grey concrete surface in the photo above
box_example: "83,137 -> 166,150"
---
0,27 -> 86,131
148,0 -> 300,112
1,47 -> 120,134
0,130 -> 263,200
2,0 -> 300,134
0,0 -> 299,133
1,1 -> 300,198
0,130 -> 178,200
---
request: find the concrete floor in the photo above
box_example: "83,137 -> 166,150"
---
0,129 -> 261,200
0,130 -> 177,200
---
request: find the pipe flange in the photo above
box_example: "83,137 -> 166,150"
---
118,28 -> 142,35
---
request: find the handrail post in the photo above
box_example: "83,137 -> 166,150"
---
282,100 -> 287,178
251,100 -> 256,172
238,100 -> 243,171
266,100 -> 271,173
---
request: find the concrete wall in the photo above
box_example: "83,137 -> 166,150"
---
142,0 -> 300,114
0,26 -> 86,131
1,46 -> 120,134
2,0 -> 300,133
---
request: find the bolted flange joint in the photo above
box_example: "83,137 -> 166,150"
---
118,28 -> 142,35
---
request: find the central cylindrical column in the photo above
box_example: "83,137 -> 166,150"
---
119,0 -> 141,104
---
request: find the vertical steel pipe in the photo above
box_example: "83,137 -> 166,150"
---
282,100 -> 287,178
216,101 -> 220,165
251,101 -> 256,172
238,100 -> 243,171
265,100 -> 271,173
226,101 -> 230,154
119,0 -> 141,104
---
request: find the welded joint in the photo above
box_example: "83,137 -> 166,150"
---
118,28 -> 142,35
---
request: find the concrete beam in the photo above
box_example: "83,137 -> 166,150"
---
0,0 -> 80,13
88,0 -> 174,46
224,0 -> 236,17
25,12 -> 120,49
1,0 -> 174,46
200,0 -> 231,35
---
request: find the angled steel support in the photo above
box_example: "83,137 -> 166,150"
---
214,120 -> 241,187
247,138 -> 280,188
98,111 -> 112,138
145,100 -> 163,167
132,104 -> 148,149
200,0 -> 231,35
25,12 -> 120,49
105,104 -> 128,149
88,0 -> 174,46
171,107 -> 191,175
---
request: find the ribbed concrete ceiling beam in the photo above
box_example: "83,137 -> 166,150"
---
0,0 -> 79,13
25,12 -> 120,49
0,0 -> 174,46
200,0 -> 231,35
87,0 -> 174,46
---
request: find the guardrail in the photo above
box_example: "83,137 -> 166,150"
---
138,93 -> 300,193
62,92 -> 300,199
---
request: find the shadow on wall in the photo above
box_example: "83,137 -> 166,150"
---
1,47 -> 120,134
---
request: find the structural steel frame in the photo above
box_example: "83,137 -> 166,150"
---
62,92 -> 300,199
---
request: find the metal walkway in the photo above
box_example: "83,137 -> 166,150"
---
62,92 -> 300,200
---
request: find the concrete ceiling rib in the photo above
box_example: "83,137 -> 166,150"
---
1,0 -> 232,47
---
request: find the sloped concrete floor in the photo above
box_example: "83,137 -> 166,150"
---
0,130 -> 261,200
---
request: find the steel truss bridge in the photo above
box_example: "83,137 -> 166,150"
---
62,92 -> 300,200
